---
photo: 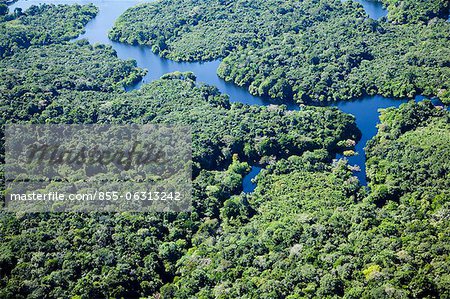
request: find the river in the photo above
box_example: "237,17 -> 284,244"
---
9,0 -> 443,188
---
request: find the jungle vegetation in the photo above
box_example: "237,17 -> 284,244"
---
159,102 -> 450,299
1,6 -> 361,298
380,0 -> 450,24
1,2 -> 449,299
0,3 -> 98,58
1,41 -> 146,122
109,0 -> 450,104
0,70 -> 361,299
366,100 -> 450,206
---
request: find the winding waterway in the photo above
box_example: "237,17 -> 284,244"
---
9,0 -> 444,188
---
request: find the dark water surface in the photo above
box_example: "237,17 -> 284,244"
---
10,0 -> 443,187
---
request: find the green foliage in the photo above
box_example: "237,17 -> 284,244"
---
0,4 -> 98,57
0,212 -> 166,298
361,102 -> 450,298
366,101 -> 450,203
162,116 -> 450,298
0,4 -> 8,16
1,3 -> 449,299
363,264 -> 382,281
1,29 -> 359,298
96,75 -> 360,172
110,0 -> 450,103
0,41 -> 146,122
381,0 -> 450,24
162,157 -> 362,298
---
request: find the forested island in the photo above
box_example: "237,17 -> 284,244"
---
110,0 -> 450,104
1,1 -> 449,299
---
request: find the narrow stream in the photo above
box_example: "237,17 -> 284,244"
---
9,0 -> 445,187
242,166 -> 263,193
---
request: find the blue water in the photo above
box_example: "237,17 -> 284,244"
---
9,0 -> 445,187
341,0 -> 387,20
333,95 -> 447,183
352,0 -> 387,19
333,95 -> 410,183
242,166 -> 262,193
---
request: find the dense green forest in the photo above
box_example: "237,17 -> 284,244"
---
159,102 -> 450,299
1,2 -> 449,299
0,71 -> 360,298
380,0 -> 449,24
1,41 -> 146,122
110,0 -> 450,104
0,3 -> 98,58
1,5 -> 361,298
366,101 -> 450,205
97,77 -> 360,171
